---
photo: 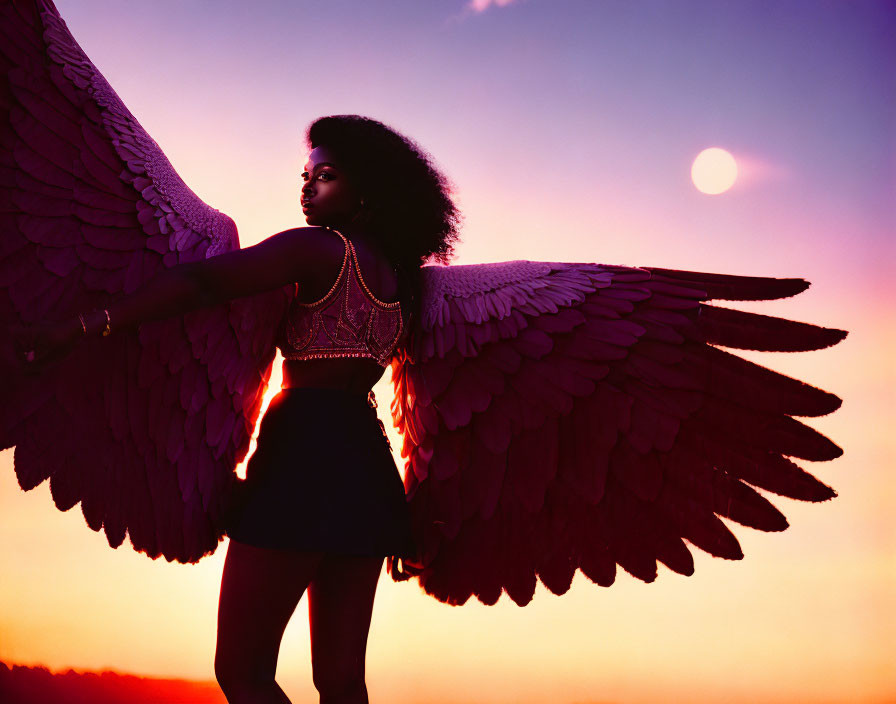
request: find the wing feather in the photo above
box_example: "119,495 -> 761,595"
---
387,260 -> 847,605
0,0 -> 288,562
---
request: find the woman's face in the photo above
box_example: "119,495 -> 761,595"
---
300,145 -> 362,228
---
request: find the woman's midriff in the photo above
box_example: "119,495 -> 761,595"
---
281,357 -> 387,395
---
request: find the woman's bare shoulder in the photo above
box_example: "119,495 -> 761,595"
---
250,225 -> 344,269
184,226 -> 346,304
263,225 -> 336,247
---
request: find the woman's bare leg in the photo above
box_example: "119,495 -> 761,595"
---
308,553 -> 385,704
215,539 -> 325,704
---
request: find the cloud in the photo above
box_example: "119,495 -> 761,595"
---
468,0 -> 520,13
443,0 -> 521,25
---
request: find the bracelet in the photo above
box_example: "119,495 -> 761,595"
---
77,309 -> 112,337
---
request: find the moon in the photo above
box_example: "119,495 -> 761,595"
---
691,148 -> 738,194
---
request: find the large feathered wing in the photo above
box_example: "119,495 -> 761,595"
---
386,261 -> 847,606
0,0 -> 290,562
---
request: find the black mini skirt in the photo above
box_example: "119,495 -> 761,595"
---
225,387 -> 416,559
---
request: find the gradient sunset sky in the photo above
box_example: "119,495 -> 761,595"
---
1,1 -> 893,703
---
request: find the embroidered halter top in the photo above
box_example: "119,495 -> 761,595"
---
277,228 -> 404,367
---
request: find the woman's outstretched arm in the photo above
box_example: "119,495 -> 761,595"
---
13,226 -> 332,370
75,226 -> 330,336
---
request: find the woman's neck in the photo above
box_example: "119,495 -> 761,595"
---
336,222 -> 379,248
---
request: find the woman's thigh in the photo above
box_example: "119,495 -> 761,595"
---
308,553 -> 385,686
216,539 -> 325,681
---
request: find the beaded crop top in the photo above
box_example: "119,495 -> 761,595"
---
277,228 -> 404,367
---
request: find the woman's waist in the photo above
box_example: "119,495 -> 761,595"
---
281,357 -> 385,394
270,386 -> 386,417
271,386 -> 376,408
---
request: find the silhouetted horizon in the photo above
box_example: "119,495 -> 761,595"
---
0,661 -> 226,704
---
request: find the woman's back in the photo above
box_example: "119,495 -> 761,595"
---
281,226 -> 402,394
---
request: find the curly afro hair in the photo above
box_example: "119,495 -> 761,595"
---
306,115 -> 462,342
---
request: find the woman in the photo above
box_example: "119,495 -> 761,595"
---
16,114 -> 461,704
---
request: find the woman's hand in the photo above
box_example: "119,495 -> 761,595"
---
10,318 -> 83,376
